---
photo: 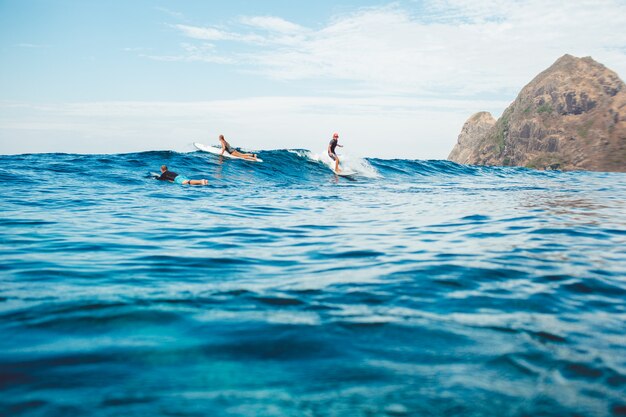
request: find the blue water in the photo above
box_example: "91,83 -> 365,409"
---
1,150 -> 625,417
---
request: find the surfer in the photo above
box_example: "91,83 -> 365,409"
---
328,132 -> 343,173
157,165 -> 208,185
218,135 -> 257,161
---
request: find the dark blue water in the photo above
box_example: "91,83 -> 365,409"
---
1,150 -> 625,417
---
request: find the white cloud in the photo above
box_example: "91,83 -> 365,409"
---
239,16 -> 306,34
170,1 -> 626,96
122,47 -> 153,52
141,43 -> 235,64
174,24 -> 230,41
0,97 -> 507,158
173,24 -> 264,43
155,6 -> 184,20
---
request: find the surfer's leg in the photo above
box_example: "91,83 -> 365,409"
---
329,152 -> 340,172
232,151 -> 257,161
189,179 -> 208,185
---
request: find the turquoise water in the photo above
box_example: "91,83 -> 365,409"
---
1,150 -> 625,416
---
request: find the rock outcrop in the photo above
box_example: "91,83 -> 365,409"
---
448,112 -> 496,164
448,54 -> 626,172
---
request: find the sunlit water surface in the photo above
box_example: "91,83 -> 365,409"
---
1,150 -> 625,417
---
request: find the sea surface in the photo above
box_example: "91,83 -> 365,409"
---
1,150 -> 625,417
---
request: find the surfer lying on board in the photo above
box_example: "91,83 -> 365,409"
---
218,135 -> 258,161
157,165 -> 208,185
328,132 -> 343,173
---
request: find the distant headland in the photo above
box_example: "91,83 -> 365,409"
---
448,54 -> 626,172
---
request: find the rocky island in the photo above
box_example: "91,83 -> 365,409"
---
448,54 -> 626,172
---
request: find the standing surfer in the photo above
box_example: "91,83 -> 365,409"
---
328,132 -> 343,173
219,135 -> 257,161
157,165 -> 208,185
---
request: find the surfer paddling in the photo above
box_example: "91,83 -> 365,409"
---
219,135 -> 258,161
157,165 -> 208,185
328,132 -> 343,173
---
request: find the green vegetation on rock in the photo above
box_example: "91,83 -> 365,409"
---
577,120 -> 594,138
537,103 -> 553,114
525,155 -> 565,170
494,111 -> 510,154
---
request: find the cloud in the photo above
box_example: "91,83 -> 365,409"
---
174,24 -> 231,41
173,24 -> 264,43
141,43 -> 235,64
239,16 -> 306,34
122,47 -> 153,52
0,97 -> 507,158
155,6 -> 185,20
168,1 -> 626,96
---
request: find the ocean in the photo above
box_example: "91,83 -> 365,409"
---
1,149 -> 625,417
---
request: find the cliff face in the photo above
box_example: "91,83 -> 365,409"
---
448,54 -> 626,172
448,112 -> 496,164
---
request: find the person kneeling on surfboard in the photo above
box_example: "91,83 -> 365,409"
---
328,132 -> 343,173
218,135 -> 257,161
157,165 -> 208,185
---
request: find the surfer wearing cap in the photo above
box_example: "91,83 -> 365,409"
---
328,132 -> 343,173
157,165 -> 208,185
218,135 -> 258,161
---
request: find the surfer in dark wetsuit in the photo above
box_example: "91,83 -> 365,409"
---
327,132 -> 343,173
157,165 -> 208,185
218,135 -> 258,161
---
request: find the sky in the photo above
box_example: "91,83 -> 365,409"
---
1,0 -> 626,159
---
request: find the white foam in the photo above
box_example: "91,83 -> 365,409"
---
309,149 -> 380,178
286,149 -> 314,159
286,148 -> 379,177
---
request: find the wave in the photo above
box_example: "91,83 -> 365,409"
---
2,146 -> 625,417
1,149 -> 620,188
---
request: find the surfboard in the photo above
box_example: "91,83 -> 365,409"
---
335,169 -> 357,177
193,142 -> 263,162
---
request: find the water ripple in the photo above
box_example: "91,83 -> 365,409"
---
0,152 -> 625,416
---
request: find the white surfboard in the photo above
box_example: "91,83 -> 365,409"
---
194,142 -> 263,162
334,169 -> 357,177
